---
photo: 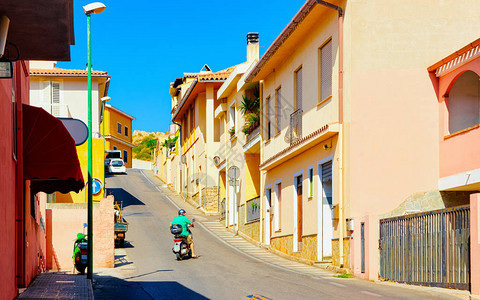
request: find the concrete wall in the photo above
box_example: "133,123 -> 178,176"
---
45,196 -> 114,271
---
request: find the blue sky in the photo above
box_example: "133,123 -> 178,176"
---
57,0 -> 306,133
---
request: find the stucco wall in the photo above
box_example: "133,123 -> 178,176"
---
46,196 -> 114,271
56,138 -> 105,203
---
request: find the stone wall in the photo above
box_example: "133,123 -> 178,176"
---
270,234 -> 318,264
380,190 -> 472,219
192,186 -> 219,212
238,204 -> 260,242
332,237 -> 351,269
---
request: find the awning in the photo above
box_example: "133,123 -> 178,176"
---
23,104 -> 84,194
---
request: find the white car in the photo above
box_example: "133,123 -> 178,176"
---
108,159 -> 126,175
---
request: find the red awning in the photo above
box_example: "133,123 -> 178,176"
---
23,104 -> 84,194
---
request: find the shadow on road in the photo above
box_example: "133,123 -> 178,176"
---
107,188 -> 145,207
93,274 -> 209,299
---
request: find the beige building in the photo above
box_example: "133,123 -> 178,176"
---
215,33 -> 262,242
246,0 -> 480,281
170,66 -> 233,212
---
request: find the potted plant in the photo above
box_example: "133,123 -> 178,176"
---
228,127 -> 236,139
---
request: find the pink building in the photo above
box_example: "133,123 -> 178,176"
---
0,1 -> 80,298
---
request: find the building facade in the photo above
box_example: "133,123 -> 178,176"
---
104,104 -> 135,168
29,61 -> 110,202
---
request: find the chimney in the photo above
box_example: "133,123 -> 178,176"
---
247,32 -> 259,63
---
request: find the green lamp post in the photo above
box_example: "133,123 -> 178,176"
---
83,1 -> 106,280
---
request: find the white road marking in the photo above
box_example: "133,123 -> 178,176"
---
329,282 -> 346,288
361,291 -> 382,297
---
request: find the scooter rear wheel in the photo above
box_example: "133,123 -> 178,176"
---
176,253 -> 182,261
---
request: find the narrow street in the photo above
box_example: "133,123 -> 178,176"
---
92,170 -> 466,300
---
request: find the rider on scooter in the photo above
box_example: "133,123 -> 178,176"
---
170,209 -> 198,258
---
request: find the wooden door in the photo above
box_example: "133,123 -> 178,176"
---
297,176 -> 303,243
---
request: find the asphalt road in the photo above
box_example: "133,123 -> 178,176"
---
92,169 -> 467,300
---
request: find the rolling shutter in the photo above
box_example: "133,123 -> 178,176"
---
321,160 -> 332,182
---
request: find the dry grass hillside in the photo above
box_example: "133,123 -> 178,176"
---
132,130 -> 170,161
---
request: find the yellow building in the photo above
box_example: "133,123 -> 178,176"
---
103,104 -> 135,168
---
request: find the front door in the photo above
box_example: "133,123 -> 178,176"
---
320,161 -> 333,258
228,184 -> 236,226
296,176 -> 303,248
265,188 -> 272,245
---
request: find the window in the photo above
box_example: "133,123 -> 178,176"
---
319,39 -> 333,102
266,96 -> 271,140
308,166 -> 314,197
275,87 -> 281,133
229,103 -> 236,134
117,122 -> 122,134
123,150 -> 128,164
50,82 -> 60,116
274,181 -> 282,231
295,67 -> 303,111
124,126 -> 129,137
190,103 -> 195,134
448,70 -> 480,134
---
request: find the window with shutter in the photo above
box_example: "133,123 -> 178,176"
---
321,160 -> 332,182
266,96 -> 271,140
51,82 -> 60,116
275,87 -> 281,133
117,123 -> 122,134
295,67 -> 302,111
123,150 -> 128,164
124,126 -> 129,137
320,40 -> 333,102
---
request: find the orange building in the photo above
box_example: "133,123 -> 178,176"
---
103,104 -> 135,168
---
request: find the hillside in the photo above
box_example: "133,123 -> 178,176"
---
132,130 -> 170,161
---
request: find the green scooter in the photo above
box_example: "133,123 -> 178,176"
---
73,225 -> 88,274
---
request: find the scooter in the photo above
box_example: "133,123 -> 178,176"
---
73,231 -> 88,274
170,219 -> 194,261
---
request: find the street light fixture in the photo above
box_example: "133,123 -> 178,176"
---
83,1 -> 106,280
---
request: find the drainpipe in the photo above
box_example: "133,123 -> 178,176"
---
259,80 -> 264,245
315,0 -> 345,267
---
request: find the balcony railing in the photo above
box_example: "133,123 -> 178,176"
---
289,109 -> 303,145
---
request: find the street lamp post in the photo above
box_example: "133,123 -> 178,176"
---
83,1 -> 106,281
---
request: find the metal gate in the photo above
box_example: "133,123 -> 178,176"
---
379,205 -> 470,290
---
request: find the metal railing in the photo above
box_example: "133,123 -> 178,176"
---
246,196 -> 260,222
289,109 -> 303,145
379,205 -> 470,290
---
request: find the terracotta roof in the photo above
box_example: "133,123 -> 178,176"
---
30,68 -> 110,77
245,0 -> 317,82
428,38 -> 480,75
198,71 -> 232,81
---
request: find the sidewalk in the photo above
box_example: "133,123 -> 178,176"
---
17,272 -> 93,299
144,170 -> 471,300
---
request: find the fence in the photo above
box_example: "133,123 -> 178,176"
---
246,196 -> 260,222
379,205 -> 470,290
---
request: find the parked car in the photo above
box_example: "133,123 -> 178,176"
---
105,150 -> 122,172
108,158 -> 126,174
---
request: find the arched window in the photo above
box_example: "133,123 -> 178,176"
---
448,70 -> 480,134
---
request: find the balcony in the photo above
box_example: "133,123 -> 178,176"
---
289,108 -> 303,145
